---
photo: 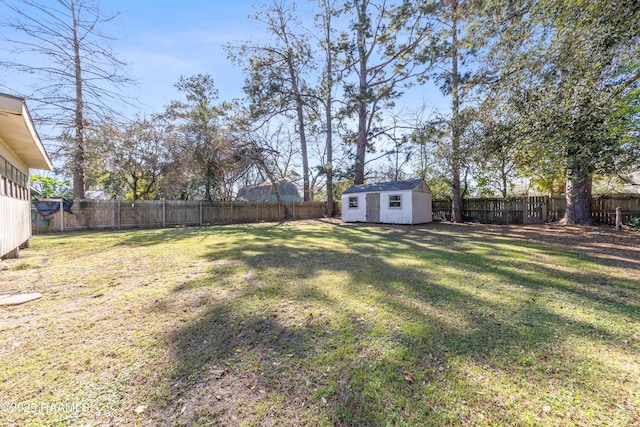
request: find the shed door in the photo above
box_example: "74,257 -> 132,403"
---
366,193 -> 380,222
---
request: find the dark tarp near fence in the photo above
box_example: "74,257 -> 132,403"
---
32,199 -> 74,217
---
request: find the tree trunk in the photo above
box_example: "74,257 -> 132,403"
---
204,166 -> 214,201
450,0 -> 463,222
72,2 -> 85,199
266,176 -> 291,219
354,99 -> 367,185
353,0 -> 368,186
72,145 -> 85,199
501,159 -> 508,199
451,169 -> 463,222
286,51 -> 311,201
323,3 -> 334,217
295,100 -> 310,201
354,63 -> 368,185
131,176 -> 139,201
562,167 -> 594,225
326,97 -> 334,215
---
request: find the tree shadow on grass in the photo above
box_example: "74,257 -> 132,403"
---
144,221 -> 640,426
147,296 -> 338,425
350,223 -> 640,321
118,222 -> 295,247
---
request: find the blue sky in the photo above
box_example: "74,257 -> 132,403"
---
109,0 -> 263,113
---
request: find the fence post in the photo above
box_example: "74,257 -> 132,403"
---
199,201 -> 203,226
60,199 -> 64,232
522,197 -> 528,225
482,198 -> 487,223
502,199 -> 507,225
162,200 -> 166,228
616,206 -> 622,231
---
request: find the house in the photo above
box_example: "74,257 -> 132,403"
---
236,180 -> 301,202
0,93 -> 53,259
341,178 -> 433,225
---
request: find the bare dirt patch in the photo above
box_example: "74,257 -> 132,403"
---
475,222 -> 640,268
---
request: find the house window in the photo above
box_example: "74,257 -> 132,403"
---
389,194 -> 401,208
348,196 -> 358,208
0,154 -> 29,200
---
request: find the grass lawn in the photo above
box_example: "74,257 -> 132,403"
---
1,219 -> 639,426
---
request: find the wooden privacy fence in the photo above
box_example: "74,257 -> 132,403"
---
432,195 -> 640,225
32,199 -> 330,233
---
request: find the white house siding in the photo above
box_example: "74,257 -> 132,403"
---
0,146 -> 31,258
341,193 -> 366,222
0,195 -> 31,257
0,93 -> 52,258
0,137 -> 29,173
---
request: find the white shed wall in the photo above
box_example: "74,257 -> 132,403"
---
379,190 -> 414,224
342,181 -> 433,224
341,193 -> 367,222
412,190 -> 433,224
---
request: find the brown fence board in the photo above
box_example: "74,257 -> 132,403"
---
33,200 -> 331,233
31,195 -> 640,232
430,194 -> 640,225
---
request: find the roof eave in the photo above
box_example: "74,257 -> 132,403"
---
0,93 -> 53,171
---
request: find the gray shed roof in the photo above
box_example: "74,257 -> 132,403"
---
343,178 -> 425,194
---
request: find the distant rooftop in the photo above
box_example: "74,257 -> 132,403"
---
236,180 -> 301,202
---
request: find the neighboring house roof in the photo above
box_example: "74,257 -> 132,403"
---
0,93 -> 52,170
237,181 -> 301,202
343,178 -> 427,194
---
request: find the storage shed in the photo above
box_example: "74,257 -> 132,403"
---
1,93 -> 52,259
341,178 -> 432,224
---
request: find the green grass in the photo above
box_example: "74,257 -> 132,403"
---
1,220 -> 639,426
